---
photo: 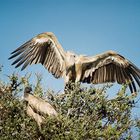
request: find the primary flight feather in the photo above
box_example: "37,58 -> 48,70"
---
9,32 -> 140,93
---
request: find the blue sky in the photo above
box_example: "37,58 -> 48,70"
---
0,0 -> 140,94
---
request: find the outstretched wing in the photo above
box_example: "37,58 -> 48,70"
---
80,51 -> 140,93
9,32 -> 66,78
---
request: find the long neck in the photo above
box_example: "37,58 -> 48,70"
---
24,92 -> 29,100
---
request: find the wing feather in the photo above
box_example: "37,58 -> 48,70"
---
9,32 -> 66,78
80,51 -> 140,93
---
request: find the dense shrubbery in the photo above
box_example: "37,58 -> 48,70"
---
0,67 -> 140,139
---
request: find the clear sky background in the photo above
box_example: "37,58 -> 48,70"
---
0,0 -> 140,115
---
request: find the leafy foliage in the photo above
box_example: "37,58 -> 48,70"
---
0,68 -> 140,139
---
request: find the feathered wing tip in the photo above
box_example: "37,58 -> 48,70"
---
8,40 -> 32,59
128,63 -> 140,94
8,39 -> 34,71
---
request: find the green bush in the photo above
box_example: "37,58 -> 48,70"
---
0,70 -> 140,140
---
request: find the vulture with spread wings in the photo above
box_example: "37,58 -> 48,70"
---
9,32 -> 140,93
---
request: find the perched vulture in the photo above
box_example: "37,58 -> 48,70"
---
9,32 -> 140,93
24,87 -> 57,127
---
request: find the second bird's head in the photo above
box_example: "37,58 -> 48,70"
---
24,86 -> 33,101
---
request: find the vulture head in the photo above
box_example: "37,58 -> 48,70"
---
24,86 -> 32,93
24,86 -> 33,100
